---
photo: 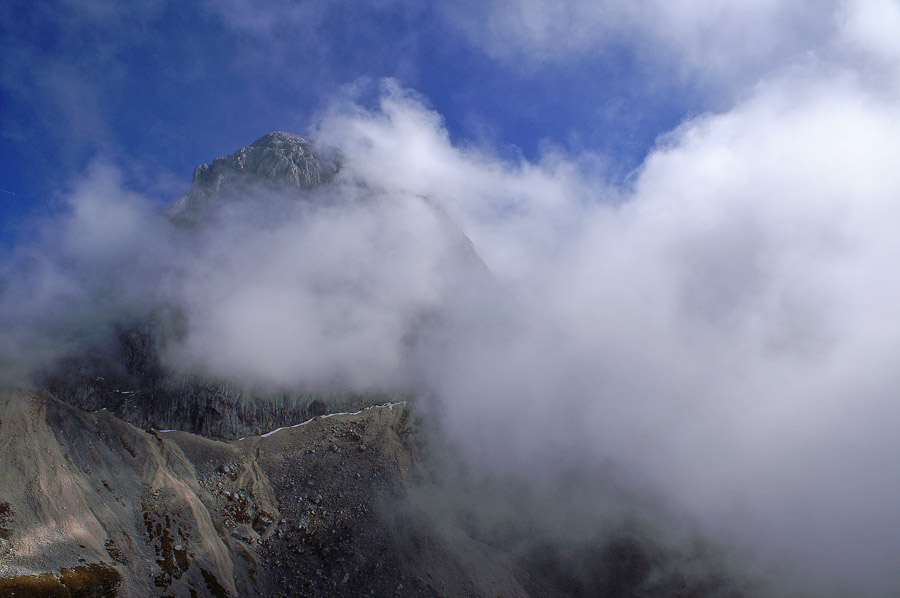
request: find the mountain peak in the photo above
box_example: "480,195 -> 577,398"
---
249,130 -> 309,148
167,131 -> 342,221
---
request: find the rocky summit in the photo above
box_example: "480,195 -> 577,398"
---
166,131 -> 342,223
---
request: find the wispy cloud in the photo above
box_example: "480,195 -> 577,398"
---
443,0 -> 836,89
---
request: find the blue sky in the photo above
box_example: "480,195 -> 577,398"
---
0,0 -> 715,242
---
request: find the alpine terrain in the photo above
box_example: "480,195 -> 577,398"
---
0,133 -> 756,597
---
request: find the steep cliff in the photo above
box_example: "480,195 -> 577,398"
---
0,388 -> 239,596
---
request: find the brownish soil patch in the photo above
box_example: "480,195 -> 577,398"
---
0,563 -> 122,597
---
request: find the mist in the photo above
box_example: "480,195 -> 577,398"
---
0,166 -> 485,394
310,37 -> 900,594
3,2 -> 900,595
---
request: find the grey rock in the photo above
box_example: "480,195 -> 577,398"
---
166,131 -> 342,222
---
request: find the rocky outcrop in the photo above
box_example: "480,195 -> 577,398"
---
166,131 -> 342,223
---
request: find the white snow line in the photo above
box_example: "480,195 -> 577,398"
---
260,426 -> 288,438
253,400 -> 409,440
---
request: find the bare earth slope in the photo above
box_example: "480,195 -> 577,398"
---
0,388 -> 549,597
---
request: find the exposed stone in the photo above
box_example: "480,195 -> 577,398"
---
166,131 -> 342,223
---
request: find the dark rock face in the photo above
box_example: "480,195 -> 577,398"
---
166,131 -> 342,223
41,316 -> 390,439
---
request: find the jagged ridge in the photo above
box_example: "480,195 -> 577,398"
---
166,131 -> 342,222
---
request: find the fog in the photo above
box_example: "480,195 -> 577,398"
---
314,70 -> 900,595
3,1 -> 900,595
0,166 -> 483,393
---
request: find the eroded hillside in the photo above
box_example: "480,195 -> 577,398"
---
0,389 -> 561,597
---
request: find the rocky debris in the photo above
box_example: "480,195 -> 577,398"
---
0,387 -> 754,597
167,399 -> 447,597
0,387 -> 440,596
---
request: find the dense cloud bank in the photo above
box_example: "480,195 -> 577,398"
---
3,1 -> 900,595
313,66 -> 900,594
0,168 -> 486,393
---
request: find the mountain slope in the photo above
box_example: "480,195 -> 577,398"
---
0,388 -> 559,597
0,132 -> 760,597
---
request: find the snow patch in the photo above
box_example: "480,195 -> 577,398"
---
249,401 -> 409,440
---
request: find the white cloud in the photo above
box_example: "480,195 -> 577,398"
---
444,0 -> 836,88
307,42 -> 900,591
838,0 -> 900,63
313,80 -> 596,285
169,183 -> 473,390
0,162 -> 176,380
0,158 -> 480,393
